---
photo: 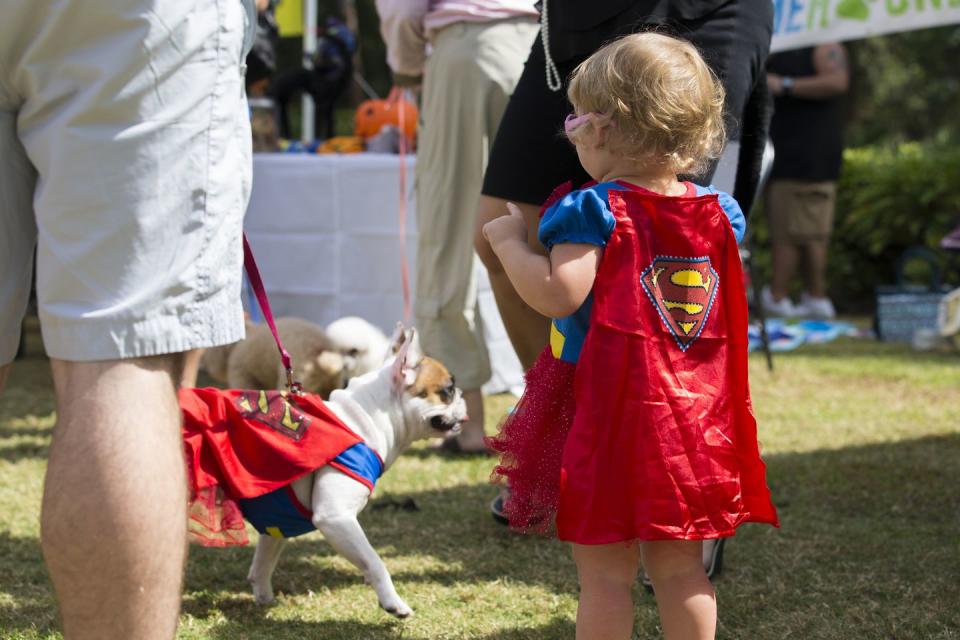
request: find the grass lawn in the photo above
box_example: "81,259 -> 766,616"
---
1,333 -> 959,639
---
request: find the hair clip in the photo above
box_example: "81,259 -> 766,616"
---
564,112 -> 601,134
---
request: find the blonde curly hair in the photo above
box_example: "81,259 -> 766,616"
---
566,32 -> 726,176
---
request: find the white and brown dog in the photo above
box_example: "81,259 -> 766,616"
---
244,327 -> 467,617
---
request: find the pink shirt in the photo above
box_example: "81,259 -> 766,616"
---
375,0 -> 538,78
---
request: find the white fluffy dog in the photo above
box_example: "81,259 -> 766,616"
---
325,316 -> 391,380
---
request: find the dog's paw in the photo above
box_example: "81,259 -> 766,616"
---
249,583 -> 276,606
380,598 -> 413,619
253,591 -> 276,606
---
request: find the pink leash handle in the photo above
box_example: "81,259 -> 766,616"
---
242,233 -> 303,395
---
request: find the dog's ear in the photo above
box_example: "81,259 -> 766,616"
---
388,322 -> 407,356
405,328 -> 424,366
391,336 -> 418,392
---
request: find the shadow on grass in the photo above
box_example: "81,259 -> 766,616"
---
0,425 -> 53,439
192,612 -> 574,640
400,445 -> 498,461
203,618 -> 406,640
0,439 -> 51,463
1,356 -> 55,463
764,336 -> 958,364
181,433 -> 960,636
474,617 -> 577,639
1,428 -> 957,638
182,479 -> 573,600
709,432 -> 960,639
0,531 -> 59,636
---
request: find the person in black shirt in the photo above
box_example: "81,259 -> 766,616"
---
475,0 -> 773,369
762,42 -> 849,319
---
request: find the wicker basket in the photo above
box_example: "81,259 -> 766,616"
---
874,247 -> 950,342
939,287 -> 960,338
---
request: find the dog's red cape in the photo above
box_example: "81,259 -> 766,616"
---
180,387 -> 361,546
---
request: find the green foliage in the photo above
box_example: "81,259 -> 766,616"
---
753,142 -> 960,311
832,142 -> 960,307
847,26 -> 960,146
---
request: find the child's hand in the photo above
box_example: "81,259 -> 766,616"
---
483,203 -> 528,249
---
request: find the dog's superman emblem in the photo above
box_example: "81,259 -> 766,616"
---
235,390 -> 312,441
640,256 -> 719,351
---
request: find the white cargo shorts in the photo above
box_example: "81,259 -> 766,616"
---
0,0 -> 257,363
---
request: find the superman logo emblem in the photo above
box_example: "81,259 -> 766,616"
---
640,256 -> 719,350
235,390 -> 312,441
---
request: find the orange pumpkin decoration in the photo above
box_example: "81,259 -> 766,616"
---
354,98 -> 418,142
317,135 -> 365,154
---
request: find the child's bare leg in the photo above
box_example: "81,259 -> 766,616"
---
641,540 -> 717,640
571,542 -> 640,640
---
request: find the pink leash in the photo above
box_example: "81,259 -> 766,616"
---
389,87 -> 412,323
242,233 -> 303,395
244,92 -> 413,387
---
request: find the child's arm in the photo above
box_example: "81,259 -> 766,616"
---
483,203 -> 600,319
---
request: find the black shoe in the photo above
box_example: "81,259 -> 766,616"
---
490,493 -> 509,526
705,537 -> 725,578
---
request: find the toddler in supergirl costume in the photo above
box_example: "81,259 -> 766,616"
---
483,33 -> 779,640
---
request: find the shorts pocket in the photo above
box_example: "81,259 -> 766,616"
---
786,184 -> 835,239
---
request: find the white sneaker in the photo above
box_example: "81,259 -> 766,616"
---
761,286 -> 796,317
795,293 -> 836,320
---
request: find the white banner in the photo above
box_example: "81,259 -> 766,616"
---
771,0 -> 960,52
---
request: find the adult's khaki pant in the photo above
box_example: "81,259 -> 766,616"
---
414,18 -> 538,390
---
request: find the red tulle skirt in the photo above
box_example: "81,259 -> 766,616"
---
187,485 -> 249,547
486,347 -> 576,534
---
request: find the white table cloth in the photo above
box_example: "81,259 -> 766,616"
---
245,153 -> 524,395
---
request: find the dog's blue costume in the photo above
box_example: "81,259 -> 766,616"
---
238,441 -> 384,539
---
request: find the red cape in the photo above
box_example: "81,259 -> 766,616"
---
180,388 -> 363,546
181,387 -> 362,501
556,188 -> 779,543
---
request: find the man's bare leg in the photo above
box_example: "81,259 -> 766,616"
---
769,241 -> 799,302
803,240 -> 830,299
42,356 -> 187,640
475,195 -> 550,371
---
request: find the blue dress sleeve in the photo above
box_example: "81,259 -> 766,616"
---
697,185 -> 746,243
538,188 -> 617,251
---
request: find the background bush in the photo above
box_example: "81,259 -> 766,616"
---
751,142 -> 960,312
